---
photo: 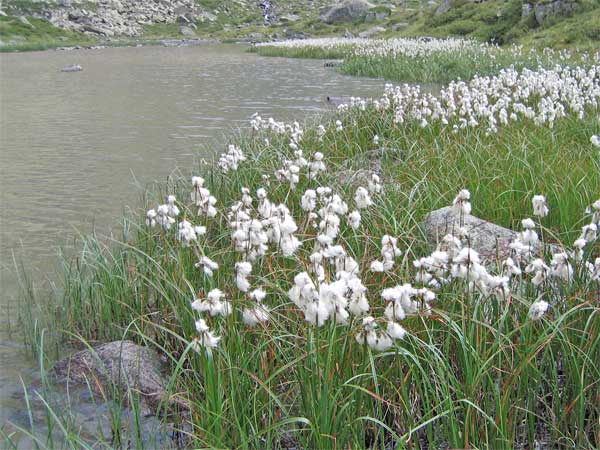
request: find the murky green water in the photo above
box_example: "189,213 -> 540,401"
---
0,43 -> 385,439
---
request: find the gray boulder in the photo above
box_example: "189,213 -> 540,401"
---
179,25 -> 195,36
533,0 -> 578,25
343,28 -> 355,38
365,9 -> 390,22
521,2 -> 533,18
358,25 -> 386,38
18,15 -> 34,27
320,0 -> 374,24
198,11 -> 217,22
391,21 -> 408,31
280,13 -> 300,22
423,206 -> 519,262
51,340 -> 187,414
435,0 -> 453,15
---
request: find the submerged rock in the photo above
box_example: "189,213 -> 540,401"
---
61,64 -> 83,72
423,206 -> 519,262
50,340 -> 187,414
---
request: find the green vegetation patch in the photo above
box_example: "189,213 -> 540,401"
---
0,15 -> 97,52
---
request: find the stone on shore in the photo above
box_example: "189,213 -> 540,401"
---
50,340 -> 186,413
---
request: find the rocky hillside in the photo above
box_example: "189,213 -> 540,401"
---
1,0 -> 412,37
1,0 -> 597,48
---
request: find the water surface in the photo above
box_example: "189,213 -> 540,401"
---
0,43 -> 385,433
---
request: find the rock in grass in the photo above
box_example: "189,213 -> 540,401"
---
423,206 -> 519,262
435,0 -> 453,16
320,0 -> 374,24
179,25 -> 195,36
18,16 -> 34,28
51,340 -> 187,415
358,26 -> 386,38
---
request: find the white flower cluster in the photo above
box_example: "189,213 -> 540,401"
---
146,195 -> 180,230
370,235 -> 402,273
355,65 -> 600,135
144,66 -> 599,354
218,144 -> 246,173
191,176 -> 218,218
256,37 -> 482,60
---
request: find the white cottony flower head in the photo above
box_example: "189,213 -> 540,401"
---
308,152 -> 326,179
242,305 -> 270,327
193,319 -> 221,350
347,210 -> 361,230
243,287 -> 270,328
191,288 -> 231,317
191,176 -> 204,187
248,288 -> 265,302
219,144 -> 246,173
525,258 -> 549,286
354,186 -> 373,209
317,124 -> 326,140
156,204 -> 175,230
368,174 -> 382,194
177,220 -> 199,246
591,135 -> 600,148
591,257 -> 600,281
387,321 -> 407,340
301,189 -> 317,211
522,218 -> 536,229
550,252 -> 573,282
579,223 -> 597,243
503,257 -> 522,277
166,195 -> 180,217
528,300 -> 549,321
195,256 -> 219,277
452,189 -> 472,216
532,195 -> 549,218
145,209 -> 157,228
235,261 -> 253,292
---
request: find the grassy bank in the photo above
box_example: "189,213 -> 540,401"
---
11,54 -> 600,449
0,15 -> 99,52
253,37 -> 591,83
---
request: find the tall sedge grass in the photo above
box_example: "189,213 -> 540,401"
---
12,62 -> 600,449
253,37 -> 592,83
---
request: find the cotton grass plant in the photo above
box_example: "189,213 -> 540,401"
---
12,60 -> 600,449
254,37 -> 597,83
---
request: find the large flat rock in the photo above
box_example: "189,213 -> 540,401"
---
423,206 -> 519,262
